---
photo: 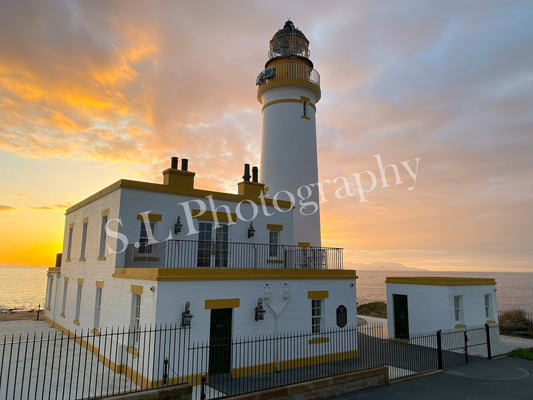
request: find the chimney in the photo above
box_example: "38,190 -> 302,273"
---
171,157 -> 178,169
252,166 -> 259,183
163,157 -> 195,189
243,164 -> 251,182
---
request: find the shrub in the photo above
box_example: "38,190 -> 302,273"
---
357,302 -> 387,318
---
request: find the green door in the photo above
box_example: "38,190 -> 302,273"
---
393,294 -> 409,339
209,308 -> 232,374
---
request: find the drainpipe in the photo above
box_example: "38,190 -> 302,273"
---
263,283 -> 290,371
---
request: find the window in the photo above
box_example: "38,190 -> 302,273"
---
80,222 -> 88,259
99,216 -> 107,258
94,287 -> 102,330
484,294 -> 493,319
45,276 -> 53,309
269,230 -> 279,258
214,224 -> 228,268
454,295 -> 463,323
138,221 -> 155,254
66,227 -> 73,260
303,101 -> 308,117
197,222 -> 212,267
130,294 -> 142,344
61,281 -> 68,317
74,283 -> 83,322
311,299 -> 323,334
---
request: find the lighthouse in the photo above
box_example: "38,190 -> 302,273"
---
257,20 -> 322,246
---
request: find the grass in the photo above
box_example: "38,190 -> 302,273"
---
357,302 -> 387,318
507,348 -> 533,361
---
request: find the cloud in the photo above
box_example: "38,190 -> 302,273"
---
0,205 -> 15,212
29,204 -> 71,211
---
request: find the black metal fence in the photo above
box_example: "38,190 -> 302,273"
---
498,309 -> 533,339
123,240 -> 343,270
0,322 -> 499,400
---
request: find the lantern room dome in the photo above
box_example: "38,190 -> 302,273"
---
268,20 -> 311,63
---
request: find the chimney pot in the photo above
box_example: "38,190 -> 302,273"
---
252,166 -> 259,183
171,157 -> 178,169
243,164 -> 251,182
181,159 -> 189,171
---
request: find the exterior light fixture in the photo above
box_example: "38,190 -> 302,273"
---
174,216 -> 183,234
255,298 -> 266,321
248,222 -> 255,238
181,301 -> 193,327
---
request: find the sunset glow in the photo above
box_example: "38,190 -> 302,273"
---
0,1 -> 532,271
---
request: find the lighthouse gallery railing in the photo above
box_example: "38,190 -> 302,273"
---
256,63 -> 320,87
123,240 -> 342,270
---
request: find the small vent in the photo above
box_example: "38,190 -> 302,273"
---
263,67 -> 275,79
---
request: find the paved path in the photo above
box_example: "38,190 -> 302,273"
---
330,357 -> 533,400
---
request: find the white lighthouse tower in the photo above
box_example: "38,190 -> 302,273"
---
257,20 -> 322,246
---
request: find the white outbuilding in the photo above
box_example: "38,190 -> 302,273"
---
386,277 -> 498,338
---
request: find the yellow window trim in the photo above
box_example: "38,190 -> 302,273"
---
79,258 -> 86,262
301,115 -> 310,120
96,281 -> 104,288
205,298 -> 240,309
46,307 -> 51,311
192,209 -> 237,223
64,277 -> 69,282
298,242 -> 310,247
73,320 -> 80,326
69,223 -> 74,229
131,285 -> 144,295
308,337 -> 329,344
267,224 -> 283,231
266,259 -> 284,264
77,278 -> 84,285
65,258 -> 71,262
60,313 -> 65,318
101,209 -> 110,217
486,320 -> 496,324
136,213 -> 162,222
455,324 -> 466,328
308,290 -> 329,299
83,217 -> 89,223
97,256 -> 106,261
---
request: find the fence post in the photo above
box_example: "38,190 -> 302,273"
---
436,329 -> 443,370
463,330 -> 469,364
36,304 -> 41,321
200,374 -> 207,400
163,357 -> 169,384
485,323 -> 492,360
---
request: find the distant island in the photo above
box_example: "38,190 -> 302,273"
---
344,261 -> 426,271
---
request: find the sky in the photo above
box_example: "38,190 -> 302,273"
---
0,0 -> 532,271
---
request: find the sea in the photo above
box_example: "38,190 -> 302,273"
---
0,267 -> 532,313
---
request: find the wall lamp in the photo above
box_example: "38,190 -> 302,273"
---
174,216 -> 183,234
248,222 -> 255,238
181,301 -> 193,327
255,298 -> 265,321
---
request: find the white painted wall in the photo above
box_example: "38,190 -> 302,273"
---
386,283 -> 498,337
259,85 -> 321,246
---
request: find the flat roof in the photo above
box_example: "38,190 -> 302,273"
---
385,277 -> 496,286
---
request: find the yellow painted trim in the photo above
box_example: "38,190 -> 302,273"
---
96,281 -> 104,288
66,179 -> 292,215
232,349 -> 358,378
192,209 -> 237,223
486,320 -> 496,324
298,242 -> 310,247
136,213 -> 162,222
50,275 -> 54,281
77,278 -> 84,285
308,290 -> 329,299
126,346 -> 139,357
97,256 -> 106,261
258,79 -> 321,103
46,307 -> 50,311
73,320 -> 80,326
101,208 -> 110,217
455,324 -> 466,328
79,258 -> 86,262
267,224 -> 283,231
131,285 -> 144,295
91,328 -> 100,335
69,223 -> 74,228
308,337 -> 329,344
83,217 -> 89,223
113,268 -> 357,282
205,298 -> 240,309
261,98 -> 316,112
64,277 -> 69,283
60,313 -> 65,318
47,268 -> 60,274
301,115 -> 310,120
386,277 -> 496,286
266,259 -> 284,264
65,259 -> 71,262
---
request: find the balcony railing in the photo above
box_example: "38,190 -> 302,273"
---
256,63 -> 320,87
122,240 -> 342,270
